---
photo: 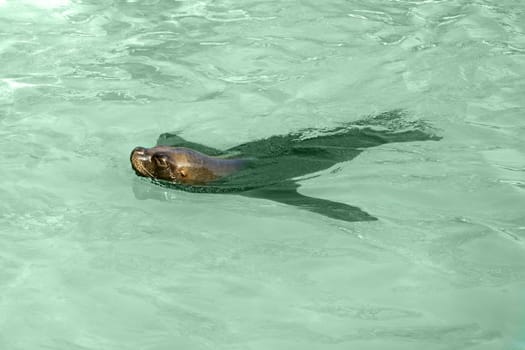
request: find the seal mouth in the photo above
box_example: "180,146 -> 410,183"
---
130,147 -> 154,178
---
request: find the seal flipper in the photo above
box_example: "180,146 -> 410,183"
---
156,133 -> 223,156
242,181 -> 377,223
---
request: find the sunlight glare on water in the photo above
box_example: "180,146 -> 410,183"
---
1,0 -> 525,349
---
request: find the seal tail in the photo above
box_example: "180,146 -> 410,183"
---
229,110 -> 441,158
295,109 -> 441,150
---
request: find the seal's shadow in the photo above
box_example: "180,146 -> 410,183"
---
132,110 -> 441,223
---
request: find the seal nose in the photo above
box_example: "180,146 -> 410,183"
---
133,146 -> 146,155
130,146 -> 149,165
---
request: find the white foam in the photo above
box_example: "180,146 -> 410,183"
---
1,79 -> 38,89
4,0 -> 70,8
30,0 -> 69,8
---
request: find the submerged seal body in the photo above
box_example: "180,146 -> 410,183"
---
130,110 -> 441,222
131,146 -> 249,185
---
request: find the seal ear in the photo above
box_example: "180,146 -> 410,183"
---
152,153 -> 169,168
176,167 -> 188,178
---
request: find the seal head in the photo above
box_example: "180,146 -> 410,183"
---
130,146 -> 248,185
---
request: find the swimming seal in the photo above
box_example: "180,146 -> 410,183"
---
130,110 -> 441,222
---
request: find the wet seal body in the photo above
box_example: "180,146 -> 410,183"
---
131,146 -> 250,185
130,110 -> 441,222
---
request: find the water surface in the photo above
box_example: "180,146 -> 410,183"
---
1,0 -> 524,349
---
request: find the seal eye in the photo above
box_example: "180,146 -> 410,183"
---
152,154 -> 169,168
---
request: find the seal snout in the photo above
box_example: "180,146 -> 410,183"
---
131,146 -> 149,161
130,146 -> 153,177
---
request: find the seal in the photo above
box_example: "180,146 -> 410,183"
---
130,146 -> 250,185
130,110 -> 441,222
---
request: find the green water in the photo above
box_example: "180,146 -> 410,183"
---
1,0 -> 524,349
